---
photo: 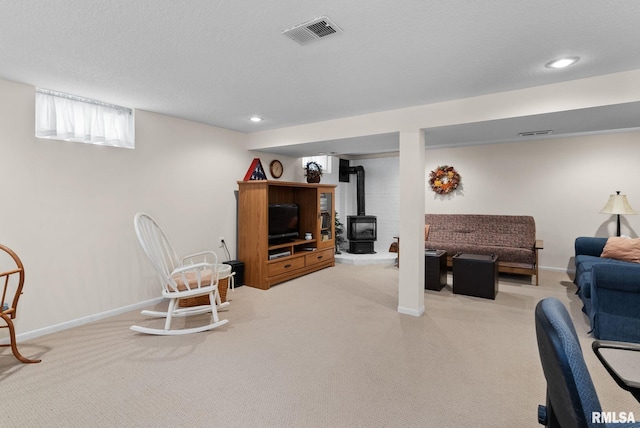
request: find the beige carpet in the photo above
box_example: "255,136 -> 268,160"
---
1,264 -> 637,427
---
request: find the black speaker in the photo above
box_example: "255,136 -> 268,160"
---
339,158 -> 351,182
223,260 -> 244,287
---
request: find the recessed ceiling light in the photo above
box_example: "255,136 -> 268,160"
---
545,57 -> 580,69
249,116 -> 263,122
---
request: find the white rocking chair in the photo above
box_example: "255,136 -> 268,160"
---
131,212 -> 229,335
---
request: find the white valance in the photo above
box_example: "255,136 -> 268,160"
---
35,88 -> 134,149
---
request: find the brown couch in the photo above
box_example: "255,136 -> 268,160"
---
425,214 -> 543,285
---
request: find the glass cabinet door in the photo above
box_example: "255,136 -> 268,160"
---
318,189 -> 334,249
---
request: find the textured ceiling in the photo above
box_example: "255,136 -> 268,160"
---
1,1 -> 640,154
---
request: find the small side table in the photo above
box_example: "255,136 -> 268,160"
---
453,253 -> 498,299
425,249 -> 447,291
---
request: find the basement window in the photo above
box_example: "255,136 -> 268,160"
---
35,88 -> 134,149
301,155 -> 331,173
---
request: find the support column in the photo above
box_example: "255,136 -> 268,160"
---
397,129 -> 425,316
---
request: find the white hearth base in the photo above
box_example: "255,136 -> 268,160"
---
335,251 -> 396,265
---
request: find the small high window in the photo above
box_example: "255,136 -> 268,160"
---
35,88 -> 134,149
301,155 -> 331,173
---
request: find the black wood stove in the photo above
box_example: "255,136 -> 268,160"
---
341,161 -> 377,254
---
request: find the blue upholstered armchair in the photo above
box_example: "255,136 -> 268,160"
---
574,237 -> 640,343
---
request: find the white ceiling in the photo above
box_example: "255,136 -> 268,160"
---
1,1 -> 640,156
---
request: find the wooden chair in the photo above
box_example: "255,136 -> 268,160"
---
131,212 -> 229,335
0,244 -> 41,363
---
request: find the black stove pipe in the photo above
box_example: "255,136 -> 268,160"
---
339,160 -> 366,216
345,166 -> 365,215
354,166 -> 365,216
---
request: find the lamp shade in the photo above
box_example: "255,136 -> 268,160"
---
600,191 -> 637,215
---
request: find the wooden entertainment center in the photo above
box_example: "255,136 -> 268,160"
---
237,180 -> 336,290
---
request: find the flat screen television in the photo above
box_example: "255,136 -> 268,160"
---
268,203 -> 299,242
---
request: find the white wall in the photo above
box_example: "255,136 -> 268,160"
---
0,78 -> 256,337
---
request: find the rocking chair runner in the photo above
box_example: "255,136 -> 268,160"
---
0,244 -> 40,363
132,212 -> 229,335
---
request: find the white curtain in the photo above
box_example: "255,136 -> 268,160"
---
35,89 -> 134,149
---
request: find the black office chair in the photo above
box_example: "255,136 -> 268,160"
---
535,297 -> 640,427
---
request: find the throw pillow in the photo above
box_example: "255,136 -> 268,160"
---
601,237 -> 640,263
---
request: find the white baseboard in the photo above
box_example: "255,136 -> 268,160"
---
0,297 -> 163,345
397,305 -> 425,317
540,265 -> 575,274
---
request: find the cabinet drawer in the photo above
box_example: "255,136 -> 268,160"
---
305,248 -> 334,266
268,256 -> 305,276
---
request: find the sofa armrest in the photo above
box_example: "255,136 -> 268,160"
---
535,239 -> 543,249
592,263 -> 640,293
575,236 -> 607,257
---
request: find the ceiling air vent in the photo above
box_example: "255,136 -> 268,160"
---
518,130 -> 553,137
283,16 -> 342,45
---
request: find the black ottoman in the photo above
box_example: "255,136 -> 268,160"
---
452,253 -> 498,299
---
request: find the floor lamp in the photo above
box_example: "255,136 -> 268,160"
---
600,191 -> 637,237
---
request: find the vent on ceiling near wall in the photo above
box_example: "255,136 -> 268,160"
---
518,130 -> 553,137
282,16 -> 342,45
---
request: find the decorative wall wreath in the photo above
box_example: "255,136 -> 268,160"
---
429,165 -> 461,194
